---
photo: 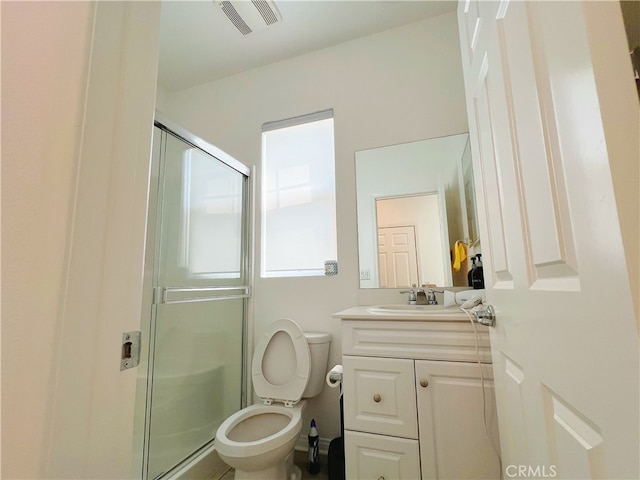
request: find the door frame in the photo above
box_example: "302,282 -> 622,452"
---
43,3 -> 162,478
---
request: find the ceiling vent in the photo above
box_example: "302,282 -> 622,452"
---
214,0 -> 282,36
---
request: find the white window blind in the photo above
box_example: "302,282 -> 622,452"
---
261,109 -> 337,277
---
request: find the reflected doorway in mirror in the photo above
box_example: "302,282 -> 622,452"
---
356,133 -> 481,289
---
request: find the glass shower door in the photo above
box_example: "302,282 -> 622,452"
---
144,125 -> 250,479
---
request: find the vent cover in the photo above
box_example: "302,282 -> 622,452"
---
215,0 -> 282,36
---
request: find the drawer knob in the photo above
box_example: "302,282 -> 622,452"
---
420,379 -> 429,388
378,477 -> 385,480
373,394 -> 382,403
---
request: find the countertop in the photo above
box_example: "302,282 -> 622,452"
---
333,305 -> 471,322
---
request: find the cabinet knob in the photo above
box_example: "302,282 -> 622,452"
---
378,477 -> 385,480
373,393 -> 382,403
420,379 -> 429,388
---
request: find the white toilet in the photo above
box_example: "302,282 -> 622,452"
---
214,318 -> 331,480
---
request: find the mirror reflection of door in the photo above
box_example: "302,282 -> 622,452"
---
377,226 -> 419,288
376,194 -> 448,287
355,133 -> 474,289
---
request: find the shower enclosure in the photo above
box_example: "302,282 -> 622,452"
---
141,117 -> 250,479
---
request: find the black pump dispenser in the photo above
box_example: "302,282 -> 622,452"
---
468,256 -> 476,287
472,254 -> 485,289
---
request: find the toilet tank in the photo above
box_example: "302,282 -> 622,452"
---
303,332 -> 331,398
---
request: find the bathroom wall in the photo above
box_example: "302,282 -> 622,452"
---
159,10 -> 468,443
2,3 -> 95,477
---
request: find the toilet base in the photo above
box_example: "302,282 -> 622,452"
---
232,449 -> 298,480
290,464 -> 302,480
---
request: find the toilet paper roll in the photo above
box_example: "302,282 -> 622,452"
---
325,364 -> 343,387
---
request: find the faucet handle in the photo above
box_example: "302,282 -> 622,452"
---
426,288 -> 444,305
400,284 -> 416,294
399,286 -> 417,304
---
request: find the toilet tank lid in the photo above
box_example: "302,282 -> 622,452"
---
304,332 -> 331,344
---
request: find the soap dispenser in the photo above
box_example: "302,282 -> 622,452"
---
472,254 -> 485,289
468,256 -> 477,287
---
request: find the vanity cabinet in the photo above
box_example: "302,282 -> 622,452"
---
337,311 -> 501,480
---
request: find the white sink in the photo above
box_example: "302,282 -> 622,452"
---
367,304 -> 462,315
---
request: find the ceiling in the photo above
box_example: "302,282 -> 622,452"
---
158,0 -> 458,92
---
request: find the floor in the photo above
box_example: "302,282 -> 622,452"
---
218,450 -> 329,480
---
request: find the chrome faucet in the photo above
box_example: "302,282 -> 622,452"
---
400,284 -> 417,304
416,287 -> 428,305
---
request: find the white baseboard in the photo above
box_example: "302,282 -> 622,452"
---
295,434 -> 332,456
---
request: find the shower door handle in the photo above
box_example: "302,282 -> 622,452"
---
154,286 -> 250,305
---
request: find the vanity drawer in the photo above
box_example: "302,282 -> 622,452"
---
342,319 -> 492,363
344,430 -> 420,480
343,356 -> 418,438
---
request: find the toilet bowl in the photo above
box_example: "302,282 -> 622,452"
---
215,402 -> 305,479
214,319 -> 331,480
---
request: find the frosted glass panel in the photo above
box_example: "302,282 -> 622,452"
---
160,133 -> 245,286
143,124 -> 249,479
146,299 -> 244,480
261,115 -> 337,277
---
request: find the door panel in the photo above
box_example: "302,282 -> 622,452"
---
496,353 -> 529,468
497,2 -> 579,289
378,226 -> 419,288
458,1 -> 639,478
542,386 -> 605,479
472,62 -> 513,288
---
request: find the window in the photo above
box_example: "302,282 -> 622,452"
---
261,109 -> 337,277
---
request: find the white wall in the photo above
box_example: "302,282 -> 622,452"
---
160,11 -> 468,442
2,2 -> 160,478
2,3 -> 95,477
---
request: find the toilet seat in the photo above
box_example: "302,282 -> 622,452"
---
252,318 -> 310,406
214,402 -> 304,458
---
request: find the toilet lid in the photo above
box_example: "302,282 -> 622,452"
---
252,318 -> 310,406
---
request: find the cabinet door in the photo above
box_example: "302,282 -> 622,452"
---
415,360 -> 500,479
343,356 -> 418,438
345,430 -> 420,480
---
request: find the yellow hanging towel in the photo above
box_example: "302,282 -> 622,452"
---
452,240 -> 468,272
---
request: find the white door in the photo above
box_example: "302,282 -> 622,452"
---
378,226 -> 420,288
458,1 -> 639,478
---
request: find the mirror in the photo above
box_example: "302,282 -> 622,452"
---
355,133 -> 480,289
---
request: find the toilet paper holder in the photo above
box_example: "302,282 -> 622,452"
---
326,365 -> 343,387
